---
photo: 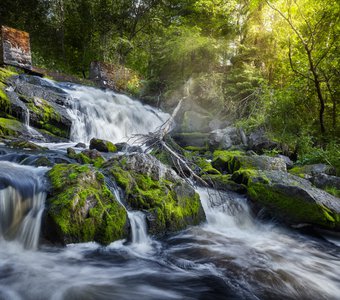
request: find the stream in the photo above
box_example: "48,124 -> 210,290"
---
0,82 -> 339,300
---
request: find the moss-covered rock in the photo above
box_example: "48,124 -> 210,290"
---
90,138 -> 117,152
211,150 -> 243,173
0,67 -> 17,111
24,97 -> 71,138
0,117 -> 26,137
290,164 -> 336,177
246,170 -> 340,231
67,148 -> 105,167
104,153 -> 205,235
44,164 -> 128,245
211,150 -> 286,174
201,174 -> 247,193
6,139 -> 47,151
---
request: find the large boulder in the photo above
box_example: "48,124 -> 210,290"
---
44,164 -> 129,245
2,73 -> 72,140
103,153 -> 206,235
245,170 -> 340,231
211,150 -> 287,174
8,74 -> 69,106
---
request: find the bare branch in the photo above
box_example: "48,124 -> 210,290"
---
288,40 -> 312,80
265,0 -> 307,48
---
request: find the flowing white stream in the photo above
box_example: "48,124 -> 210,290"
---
0,162 -> 47,249
64,85 -> 170,144
109,179 -> 152,252
0,80 -> 339,299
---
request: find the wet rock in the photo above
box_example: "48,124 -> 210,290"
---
4,75 -> 72,139
90,138 -> 117,152
8,74 -> 69,106
33,156 -> 53,167
0,118 -> 29,138
67,147 -> 104,167
67,147 -> 76,157
44,164 -> 129,245
75,142 -> 86,148
245,170 -> 340,231
6,139 -> 47,151
104,153 -> 206,235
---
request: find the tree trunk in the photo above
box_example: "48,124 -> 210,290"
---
307,49 -> 326,134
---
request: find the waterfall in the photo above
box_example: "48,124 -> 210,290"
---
0,162 -> 47,249
106,177 -> 152,250
128,211 -> 151,249
24,108 -> 30,128
63,85 -> 170,144
197,187 -> 255,231
24,107 -> 43,138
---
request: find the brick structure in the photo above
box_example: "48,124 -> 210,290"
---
0,25 -> 32,69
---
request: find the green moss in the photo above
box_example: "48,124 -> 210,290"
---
7,140 -> 47,150
0,67 -> 17,83
90,138 -> 117,152
289,166 -> 306,178
194,157 -> 220,175
67,149 -> 105,168
0,89 -> 10,111
25,98 -> 68,138
248,181 -> 340,229
231,169 -> 264,185
47,164 -> 127,245
0,118 -> 25,137
184,146 -> 209,152
211,150 -> 243,173
108,160 -> 204,235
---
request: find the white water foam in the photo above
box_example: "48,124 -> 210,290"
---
64,85 -> 170,144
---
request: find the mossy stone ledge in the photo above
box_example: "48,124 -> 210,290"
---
245,170 -> 340,231
44,163 -> 129,245
104,153 -> 206,235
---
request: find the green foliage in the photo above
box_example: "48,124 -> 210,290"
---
297,142 -> 340,176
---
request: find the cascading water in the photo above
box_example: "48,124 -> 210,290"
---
0,161 -> 47,249
0,79 -> 339,299
64,85 -> 170,143
128,211 -> 150,248
108,177 -> 152,252
24,107 -> 43,138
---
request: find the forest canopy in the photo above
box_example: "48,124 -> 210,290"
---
1,0 -> 339,160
